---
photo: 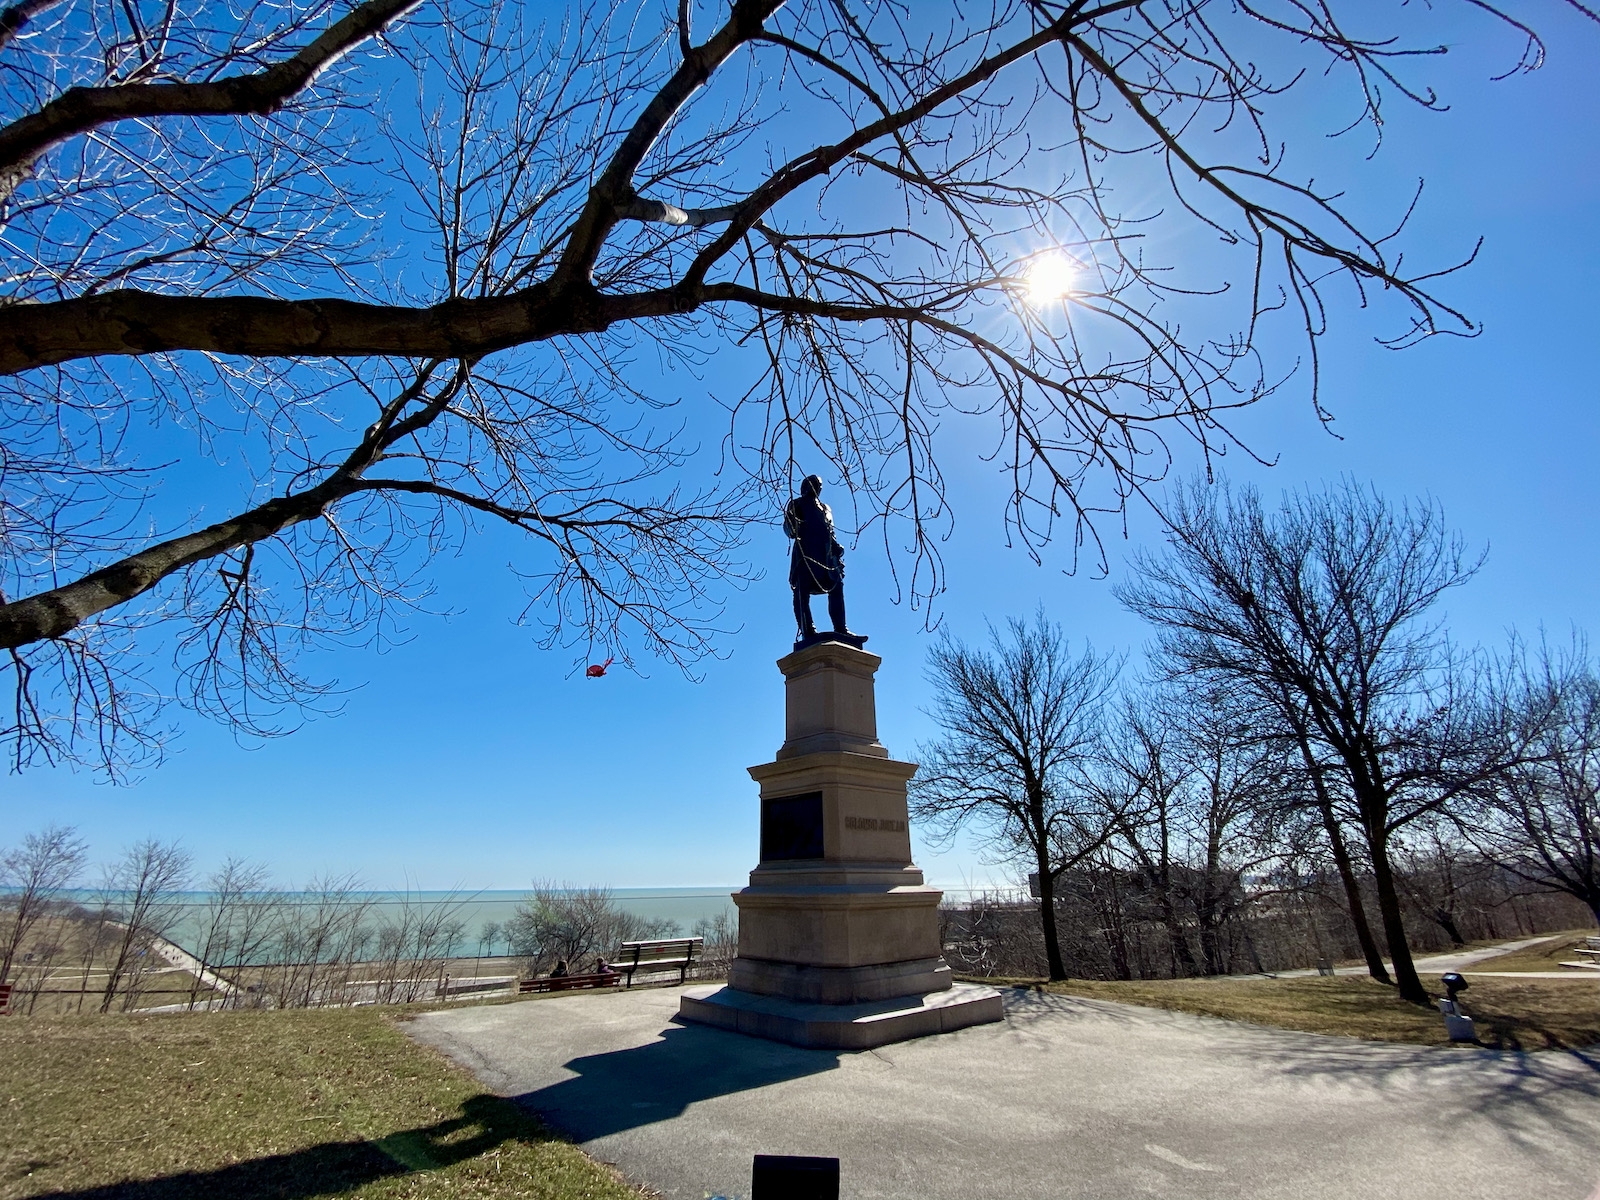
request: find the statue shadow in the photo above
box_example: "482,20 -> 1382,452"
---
510,1018 -> 842,1142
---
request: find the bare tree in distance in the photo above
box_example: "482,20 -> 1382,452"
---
1478,636 -> 1600,927
97,837 -> 192,1011
689,909 -> 738,978
479,920 -> 503,959
507,881 -> 678,976
1094,690 -> 1199,976
187,857 -> 276,1010
0,823 -> 88,984
1102,683 -> 1287,977
3,1 -> 1593,773
1119,476 -> 1528,1004
1391,815 -> 1501,948
368,888 -> 470,1003
268,873 -> 375,1008
911,612 -> 1124,981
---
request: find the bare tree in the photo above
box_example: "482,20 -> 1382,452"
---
0,822 -> 87,984
368,888 -> 469,1003
186,857 -> 275,1009
689,909 -> 738,978
911,612 -> 1122,981
1479,637 -> 1600,927
507,881 -> 676,975
266,872 -> 373,1008
478,919 -> 502,959
1103,684 -> 1287,976
1095,692 -> 1199,976
71,892 -> 115,1012
1270,693 -> 1393,984
97,837 -> 192,1011
14,931 -> 65,1014
3,0 -> 1589,772
1119,477 -> 1515,1004
1391,816 -> 1501,948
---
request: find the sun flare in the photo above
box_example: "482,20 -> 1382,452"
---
1026,253 -> 1077,304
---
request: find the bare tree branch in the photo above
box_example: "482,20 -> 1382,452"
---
0,0 -> 422,202
0,0 -> 70,55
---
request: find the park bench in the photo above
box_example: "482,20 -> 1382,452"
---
1558,938 -> 1600,971
518,972 -> 621,994
614,937 -> 703,987
0,982 -> 11,1014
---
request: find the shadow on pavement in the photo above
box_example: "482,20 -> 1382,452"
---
511,1018 -> 841,1141
1000,984 -> 1600,1160
18,1094 -> 527,1200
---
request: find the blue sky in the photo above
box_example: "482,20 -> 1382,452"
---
3,3 -> 1597,892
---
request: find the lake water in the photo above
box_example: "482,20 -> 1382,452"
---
56,887 -> 742,957
47,883 -> 1005,958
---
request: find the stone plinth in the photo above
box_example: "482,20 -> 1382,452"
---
678,639 -> 1002,1050
677,981 -> 1003,1050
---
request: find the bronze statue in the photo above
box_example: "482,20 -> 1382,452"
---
784,475 -> 863,648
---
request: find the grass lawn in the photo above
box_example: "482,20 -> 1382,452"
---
992,973 -> 1600,1050
1466,929 -> 1600,973
0,1005 -> 640,1200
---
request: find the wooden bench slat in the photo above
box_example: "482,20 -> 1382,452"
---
613,937 -> 704,987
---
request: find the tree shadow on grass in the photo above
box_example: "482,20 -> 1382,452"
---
21,1093 -> 530,1200
24,1019 -> 841,1199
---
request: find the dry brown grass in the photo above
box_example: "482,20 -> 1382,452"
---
0,1006 -> 640,1200
976,972 -> 1600,1050
1467,929 -> 1600,973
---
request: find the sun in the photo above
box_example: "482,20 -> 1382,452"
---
1026,253 -> 1077,304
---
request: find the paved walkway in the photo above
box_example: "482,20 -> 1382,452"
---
408,986 -> 1600,1200
1230,935 -> 1567,981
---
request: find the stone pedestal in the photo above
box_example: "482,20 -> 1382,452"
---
679,640 -> 1002,1049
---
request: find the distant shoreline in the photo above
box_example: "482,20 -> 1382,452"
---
39,887 -> 743,958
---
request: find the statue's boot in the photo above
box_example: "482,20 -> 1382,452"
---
827,584 -> 852,635
794,590 -> 817,639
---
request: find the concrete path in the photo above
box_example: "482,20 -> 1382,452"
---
1233,935 -> 1565,981
408,986 -> 1600,1200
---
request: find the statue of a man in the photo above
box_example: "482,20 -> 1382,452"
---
784,475 -> 856,644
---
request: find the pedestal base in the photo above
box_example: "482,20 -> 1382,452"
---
728,955 -> 952,1003
677,982 -> 1004,1050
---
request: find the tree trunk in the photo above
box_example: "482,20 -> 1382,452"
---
1159,891 -> 1199,978
1098,870 -> 1133,980
1317,801 -> 1391,984
1198,911 -> 1229,976
1367,832 -> 1429,1005
1035,854 -> 1067,981
1432,910 -> 1466,948
1291,730 -> 1390,983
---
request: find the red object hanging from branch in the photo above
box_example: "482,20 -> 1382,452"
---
585,657 -> 614,678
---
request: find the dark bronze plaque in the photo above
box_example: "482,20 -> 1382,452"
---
761,791 -> 824,861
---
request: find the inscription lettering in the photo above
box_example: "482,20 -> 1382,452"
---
844,815 -> 906,832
